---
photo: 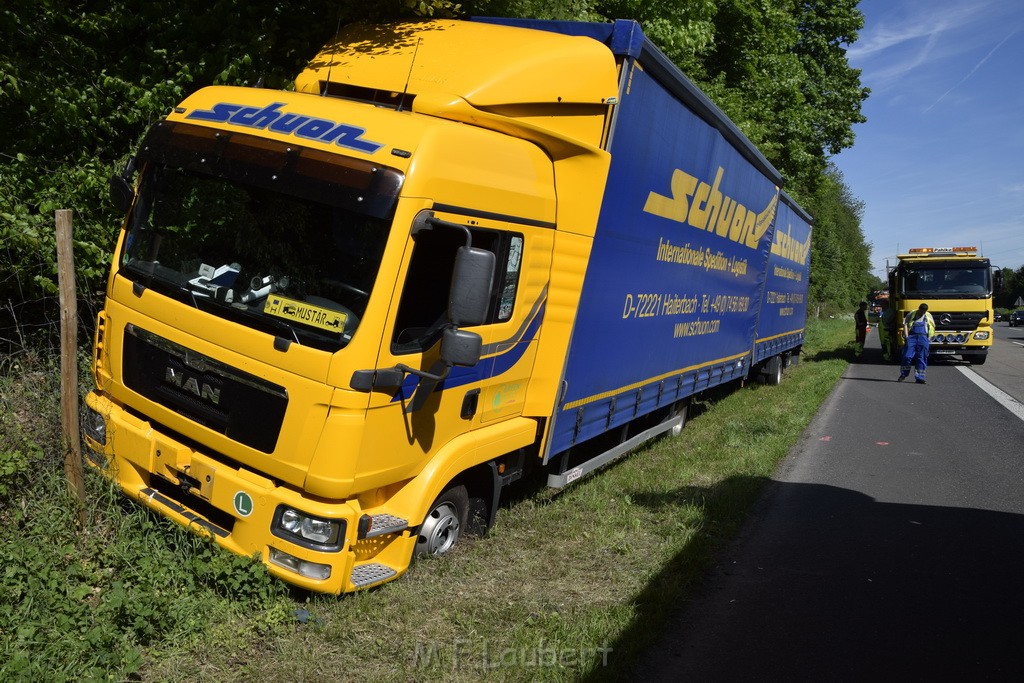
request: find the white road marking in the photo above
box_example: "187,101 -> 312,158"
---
958,366 -> 1024,421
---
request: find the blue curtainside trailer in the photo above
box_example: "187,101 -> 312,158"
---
476,18 -> 813,482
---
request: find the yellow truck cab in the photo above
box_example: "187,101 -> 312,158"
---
886,247 -> 1000,365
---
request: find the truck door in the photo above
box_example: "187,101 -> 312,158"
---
356,209 -> 548,484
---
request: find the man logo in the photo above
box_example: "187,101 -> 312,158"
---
164,366 -> 221,405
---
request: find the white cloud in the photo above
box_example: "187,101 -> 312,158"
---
847,2 -> 983,60
847,1 -> 1011,92
924,29 -> 1019,112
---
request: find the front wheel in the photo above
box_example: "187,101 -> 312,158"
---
970,354 -> 988,366
415,485 -> 469,558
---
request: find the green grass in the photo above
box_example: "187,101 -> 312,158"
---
0,318 -> 851,682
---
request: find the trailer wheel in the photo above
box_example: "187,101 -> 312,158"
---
765,356 -> 783,386
669,402 -> 689,437
415,485 -> 468,557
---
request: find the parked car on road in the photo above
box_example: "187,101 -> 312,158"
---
1010,310 -> 1024,327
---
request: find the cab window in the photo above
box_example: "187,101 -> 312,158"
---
392,222 -> 522,354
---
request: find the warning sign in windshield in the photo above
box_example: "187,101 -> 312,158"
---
264,295 -> 347,333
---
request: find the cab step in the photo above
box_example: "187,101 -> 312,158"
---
360,512 -> 409,539
351,563 -> 397,589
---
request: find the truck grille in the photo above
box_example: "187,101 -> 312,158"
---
932,311 -> 985,331
122,325 -> 288,453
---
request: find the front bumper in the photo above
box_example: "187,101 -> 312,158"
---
83,390 -> 413,593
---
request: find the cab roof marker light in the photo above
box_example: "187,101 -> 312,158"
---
908,246 -> 978,254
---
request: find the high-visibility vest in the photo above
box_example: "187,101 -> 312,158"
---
905,311 -> 934,336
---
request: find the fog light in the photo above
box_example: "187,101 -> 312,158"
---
84,446 -> 108,468
82,406 -> 106,446
269,547 -> 331,581
974,331 -> 989,340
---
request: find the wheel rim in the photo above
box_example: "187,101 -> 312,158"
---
417,502 -> 461,556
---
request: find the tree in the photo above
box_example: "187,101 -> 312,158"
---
677,0 -> 869,193
1,0 -> 457,346
999,266 -> 1024,309
1,0 -> 872,349
800,164 -> 871,310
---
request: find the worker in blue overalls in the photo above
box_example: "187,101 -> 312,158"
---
898,303 -> 935,384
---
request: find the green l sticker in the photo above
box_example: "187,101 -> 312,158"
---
233,491 -> 254,517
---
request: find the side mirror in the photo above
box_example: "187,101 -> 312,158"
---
109,175 -> 134,213
449,246 -> 495,327
109,156 -> 137,213
993,268 -> 1003,293
440,327 -> 483,368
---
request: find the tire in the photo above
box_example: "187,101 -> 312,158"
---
765,355 -> 783,386
415,485 -> 468,558
970,354 -> 987,366
669,401 -> 689,437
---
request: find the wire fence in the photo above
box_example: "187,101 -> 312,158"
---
2,219 -> 101,507
1,242 -> 105,366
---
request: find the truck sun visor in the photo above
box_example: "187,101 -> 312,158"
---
137,121 -> 404,220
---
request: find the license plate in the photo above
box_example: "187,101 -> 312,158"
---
264,295 -> 347,333
934,349 -> 955,354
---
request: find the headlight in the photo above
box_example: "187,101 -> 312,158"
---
82,406 -> 106,446
974,331 -> 989,340
272,506 -> 344,550
268,547 -> 332,581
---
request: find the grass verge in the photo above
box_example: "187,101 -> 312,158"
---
1,318 -> 850,681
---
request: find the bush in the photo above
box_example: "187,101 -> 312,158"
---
0,352 -> 291,681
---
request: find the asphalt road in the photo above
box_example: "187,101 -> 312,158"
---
975,322 -> 1024,403
632,329 -> 1024,681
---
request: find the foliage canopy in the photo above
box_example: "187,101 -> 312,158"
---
1,0 -> 872,344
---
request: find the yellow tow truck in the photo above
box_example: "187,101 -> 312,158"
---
886,247 -> 1000,365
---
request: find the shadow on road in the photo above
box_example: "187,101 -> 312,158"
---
586,476 -> 1024,681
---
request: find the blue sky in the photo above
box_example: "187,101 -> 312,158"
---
834,0 -> 1024,279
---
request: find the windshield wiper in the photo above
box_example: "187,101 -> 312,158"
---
122,261 -> 201,309
189,293 -> 302,346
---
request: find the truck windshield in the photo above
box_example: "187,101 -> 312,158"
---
899,263 -> 991,299
119,122 -> 402,352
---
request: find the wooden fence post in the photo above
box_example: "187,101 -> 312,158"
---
56,209 -> 87,526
